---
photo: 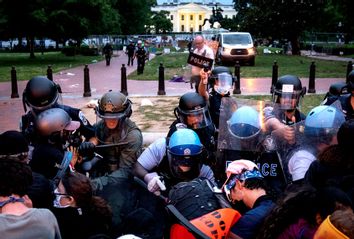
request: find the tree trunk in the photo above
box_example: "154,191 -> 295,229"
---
29,36 -> 35,59
290,37 -> 301,55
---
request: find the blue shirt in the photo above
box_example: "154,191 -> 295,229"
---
231,195 -> 275,239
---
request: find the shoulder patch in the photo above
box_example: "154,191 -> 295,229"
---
79,111 -> 88,125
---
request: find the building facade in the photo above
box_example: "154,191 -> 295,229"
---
152,1 -> 237,33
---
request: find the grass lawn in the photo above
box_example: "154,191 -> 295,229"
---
129,51 -> 349,81
0,52 -> 102,82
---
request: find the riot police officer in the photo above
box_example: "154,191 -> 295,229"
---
30,108 -> 80,180
135,40 -> 147,74
168,92 -> 217,167
323,70 -> 354,120
134,128 -> 215,196
20,76 -> 94,145
264,75 -> 306,144
78,91 -> 142,174
199,66 -> 235,129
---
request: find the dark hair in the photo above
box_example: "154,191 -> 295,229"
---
61,171 -> 112,221
257,184 -> 318,239
330,208 -> 354,238
0,157 -> 33,197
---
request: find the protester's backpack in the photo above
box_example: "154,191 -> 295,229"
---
168,177 -> 221,220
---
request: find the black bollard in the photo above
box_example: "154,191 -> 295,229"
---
270,60 -> 278,93
158,63 -> 166,95
10,66 -> 19,98
121,64 -> 128,96
308,61 -> 316,93
83,64 -> 91,97
346,61 -> 353,83
233,61 -> 241,94
47,65 -> 53,81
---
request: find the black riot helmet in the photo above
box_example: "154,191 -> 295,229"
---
23,76 -> 61,113
96,91 -> 132,120
347,70 -> 354,92
174,92 -> 212,129
272,75 -> 306,110
209,66 -> 234,95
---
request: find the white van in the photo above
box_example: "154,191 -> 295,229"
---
216,32 -> 256,66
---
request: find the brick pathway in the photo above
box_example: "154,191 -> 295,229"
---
0,51 -> 347,132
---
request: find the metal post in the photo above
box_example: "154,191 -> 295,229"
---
83,64 -> 91,97
270,60 -> 278,93
11,66 -> 19,98
158,63 -> 166,95
308,61 -> 316,93
346,61 -> 353,83
121,64 -> 128,96
233,61 -> 241,94
47,65 -> 53,81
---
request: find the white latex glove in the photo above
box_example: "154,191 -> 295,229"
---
144,172 -> 166,195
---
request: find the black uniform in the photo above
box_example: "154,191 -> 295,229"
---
135,47 -> 147,74
21,104 -> 95,145
126,43 -> 136,66
324,94 -> 354,120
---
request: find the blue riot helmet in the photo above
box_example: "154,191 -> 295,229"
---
304,105 -> 345,143
168,128 -> 203,180
227,106 -> 261,139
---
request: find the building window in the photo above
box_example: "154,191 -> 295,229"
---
190,15 -> 193,21
199,25 -> 202,31
170,15 -> 173,20
181,15 -> 184,21
199,15 -> 202,21
181,25 -> 185,32
190,27 -> 193,32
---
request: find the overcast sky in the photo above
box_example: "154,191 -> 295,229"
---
156,0 -> 233,5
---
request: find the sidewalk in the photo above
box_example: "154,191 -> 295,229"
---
0,50 -> 347,133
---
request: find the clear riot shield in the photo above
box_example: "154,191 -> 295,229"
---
215,97 -> 290,195
276,101 -> 346,183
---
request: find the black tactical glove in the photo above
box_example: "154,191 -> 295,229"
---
78,142 -> 96,156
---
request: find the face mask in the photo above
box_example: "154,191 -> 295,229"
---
53,188 -> 70,208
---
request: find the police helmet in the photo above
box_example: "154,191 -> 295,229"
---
209,66 -> 234,95
272,75 -> 305,110
23,76 -> 61,112
96,91 -> 132,120
168,129 -> 203,180
36,108 -> 80,137
175,92 -> 212,129
347,70 -> 354,91
304,105 -> 345,141
227,106 -> 261,139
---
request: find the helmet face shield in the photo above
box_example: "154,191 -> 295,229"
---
178,106 -> 212,129
168,152 -> 202,180
214,73 -> 233,95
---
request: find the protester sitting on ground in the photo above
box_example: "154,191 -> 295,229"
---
314,208 -> 354,239
0,130 -> 53,209
0,157 -> 61,239
257,185 -> 353,239
305,119 -> 354,202
223,160 -> 275,239
51,171 -> 112,239
134,128 -> 215,196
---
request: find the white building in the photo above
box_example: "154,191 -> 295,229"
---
152,0 -> 237,32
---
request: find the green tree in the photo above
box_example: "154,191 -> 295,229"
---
114,0 -> 156,35
233,0 -> 326,55
150,11 -> 173,34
